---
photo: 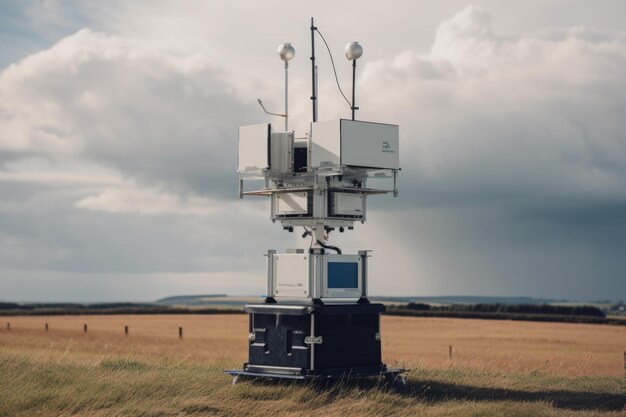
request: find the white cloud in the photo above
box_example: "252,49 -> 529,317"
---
0,28 -> 257,196
359,5 -> 626,206
0,27 -> 285,287
75,186 -> 218,215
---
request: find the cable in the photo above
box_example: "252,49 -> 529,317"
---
303,227 -> 341,253
316,240 -> 342,255
315,28 -> 352,109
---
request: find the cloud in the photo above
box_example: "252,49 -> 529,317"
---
75,186 -> 219,215
354,5 -> 626,299
1,5 -> 625,301
0,28 -> 261,197
0,27 -> 288,292
360,5 -> 626,209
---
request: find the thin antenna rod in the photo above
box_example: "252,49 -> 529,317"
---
284,61 -> 289,131
310,17 -> 317,122
351,60 -> 356,120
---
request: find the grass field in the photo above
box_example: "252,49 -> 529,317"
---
0,314 -> 624,416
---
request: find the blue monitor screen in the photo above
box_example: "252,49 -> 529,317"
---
327,262 -> 359,289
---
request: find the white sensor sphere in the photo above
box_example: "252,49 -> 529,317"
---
277,42 -> 295,61
345,41 -> 363,60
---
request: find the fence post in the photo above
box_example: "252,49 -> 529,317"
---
45,323 -> 48,332
125,325 -> 128,336
6,322 -> 9,330
83,324 -> 87,333
449,345 -> 453,361
179,327 -> 183,340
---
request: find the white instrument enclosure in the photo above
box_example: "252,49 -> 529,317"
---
269,132 -> 293,174
272,253 -> 309,298
238,123 -> 270,174
330,192 -> 364,217
269,252 -> 364,300
309,119 -> 399,171
276,192 -> 309,216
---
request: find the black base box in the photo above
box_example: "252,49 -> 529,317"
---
242,303 -> 386,377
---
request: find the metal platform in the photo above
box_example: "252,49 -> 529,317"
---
225,366 -> 407,385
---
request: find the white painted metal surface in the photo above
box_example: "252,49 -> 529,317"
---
276,192 -> 309,215
309,119 -> 341,169
270,132 -> 293,173
273,254 -> 309,298
332,192 -> 363,216
340,120 -> 399,170
238,123 -> 269,172
309,120 -> 399,170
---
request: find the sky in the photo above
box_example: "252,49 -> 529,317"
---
0,0 -> 625,302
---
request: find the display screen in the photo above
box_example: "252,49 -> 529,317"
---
327,262 -> 359,289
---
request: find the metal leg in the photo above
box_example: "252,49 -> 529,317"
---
384,372 -> 408,388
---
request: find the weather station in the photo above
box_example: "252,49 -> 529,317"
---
227,18 -> 405,385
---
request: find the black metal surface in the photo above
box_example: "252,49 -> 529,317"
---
249,312 -> 310,369
294,147 -> 307,172
225,367 -> 406,381
315,311 -> 380,369
245,303 -> 385,374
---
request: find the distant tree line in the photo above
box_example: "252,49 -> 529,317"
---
0,302 -> 155,311
403,303 -> 605,317
0,302 -> 243,316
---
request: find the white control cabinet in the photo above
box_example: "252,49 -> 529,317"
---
309,119 -> 399,170
269,251 -> 365,301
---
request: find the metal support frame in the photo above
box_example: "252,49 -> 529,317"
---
264,250 -> 277,303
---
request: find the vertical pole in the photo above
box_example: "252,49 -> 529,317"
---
83,324 -> 87,333
314,64 -> 318,119
359,250 -> 368,299
351,59 -> 357,120
265,249 -> 276,303
6,322 -> 9,330
310,314 -> 315,370
179,327 -> 183,340
393,170 -> 399,197
310,17 -> 317,122
449,345 -> 453,361
124,325 -> 128,336
284,62 -> 289,131
45,323 -> 48,332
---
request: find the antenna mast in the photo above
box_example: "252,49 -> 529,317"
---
310,17 -> 318,122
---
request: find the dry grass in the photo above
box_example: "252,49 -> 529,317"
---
2,314 -> 624,376
383,316 -> 626,377
0,314 -> 624,416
